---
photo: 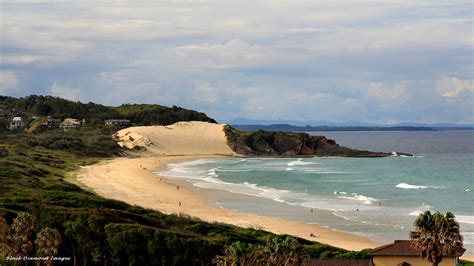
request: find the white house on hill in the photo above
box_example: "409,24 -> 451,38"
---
8,117 -> 26,130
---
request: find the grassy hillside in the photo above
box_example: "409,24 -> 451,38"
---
0,129 -> 371,265
0,95 -> 216,126
0,96 -> 370,265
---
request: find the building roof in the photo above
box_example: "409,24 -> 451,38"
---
105,119 -> 130,122
305,259 -> 372,266
12,117 -> 23,121
369,240 -> 465,257
63,118 -> 81,124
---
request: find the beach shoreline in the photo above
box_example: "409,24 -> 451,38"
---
75,154 -> 474,261
74,122 -> 473,261
76,154 -> 381,251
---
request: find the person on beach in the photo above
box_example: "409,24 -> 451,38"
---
179,201 -> 181,206
177,185 -> 180,190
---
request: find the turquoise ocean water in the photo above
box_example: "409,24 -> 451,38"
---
158,131 -> 474,255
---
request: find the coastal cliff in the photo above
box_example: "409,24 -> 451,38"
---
224,125 -> 409,157
111,123 -> 411,158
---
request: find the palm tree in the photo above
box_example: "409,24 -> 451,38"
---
410,211 -> 463,266
9,212 -> 37,256
213,241 -> 261,266
261,236 -> 302,265
35,227 -> 62,260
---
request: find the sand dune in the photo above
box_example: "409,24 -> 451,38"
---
76,121 -> 378,251
75,122 -> 474,260
113,121 -> 235,156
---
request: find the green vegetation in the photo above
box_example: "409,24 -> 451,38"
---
0,95 -> 216,126
223,125 -> 395,157
410,211 -> 464,266
0,97 -> 369,265
224,125 -> 311,156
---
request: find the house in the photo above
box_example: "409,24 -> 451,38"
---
0,109 -> 16,120
59,118 -> 82,130
369,240 -> 465,266
104,119 -> 131,126
8,117 -> 26,130
43,116 -> 61,127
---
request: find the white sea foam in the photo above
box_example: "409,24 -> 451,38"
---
462,232 -> 474,245
305,169 -> 351,174
191,176 -> 292,203
457,215 -> 474,225
408,205 -> 433,216
287,159 -> 315,166
396,183 -> 443,190
332,211 -> 369,224
207,168 -> 219,177
335,192 -> 379,204
285,167 -> 294,171
396,183 -> 427,189
391,152 -> 412,157
174,159 -> 215,167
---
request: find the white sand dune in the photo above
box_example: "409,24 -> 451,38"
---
75,121 -> 473,260
77,121 -> 378,251
113,121 -> 234,156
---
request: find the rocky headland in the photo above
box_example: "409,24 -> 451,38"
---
224,125 -> 411,157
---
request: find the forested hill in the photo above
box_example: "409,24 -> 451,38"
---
0,95 -> 216,125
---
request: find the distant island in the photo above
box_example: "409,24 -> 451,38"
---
228,118 -> 474,131
232,124 -> 438,132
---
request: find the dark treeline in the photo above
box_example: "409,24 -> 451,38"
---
0,95 -> 216,125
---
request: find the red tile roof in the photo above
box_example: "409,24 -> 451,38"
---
369,240 -> 465,257
305,258 -> 373,266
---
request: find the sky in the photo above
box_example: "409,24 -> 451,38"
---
0,0 -> 473,124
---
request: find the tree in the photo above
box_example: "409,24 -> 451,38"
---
0,217 -> 11,258
9,212 -> 37,256
260,236 -> 303,265
410,211 -> 464,266
213,241 -> 262,266
213,236 -> 304,266
35,227 -> 62,264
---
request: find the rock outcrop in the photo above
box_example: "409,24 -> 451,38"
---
224,126 -> 411,157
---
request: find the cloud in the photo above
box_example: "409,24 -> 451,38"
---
174,39 -> 277,69
437,76 -> 474,98
0,71 -> 18,94
0,1 -> 472,123
49,82 -> 80,101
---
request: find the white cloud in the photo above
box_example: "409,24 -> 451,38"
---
437,76 -> 474,98
49,82 -> 80,101
0,0 -> 472,123
0,71 -> 18,94
367,81 -> 406,99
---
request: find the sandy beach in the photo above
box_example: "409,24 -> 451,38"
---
75,122 -> 473,260
76,155 -> 379,251
76,121 -> 379,251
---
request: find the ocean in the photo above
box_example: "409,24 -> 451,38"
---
158,130 -> 474,255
